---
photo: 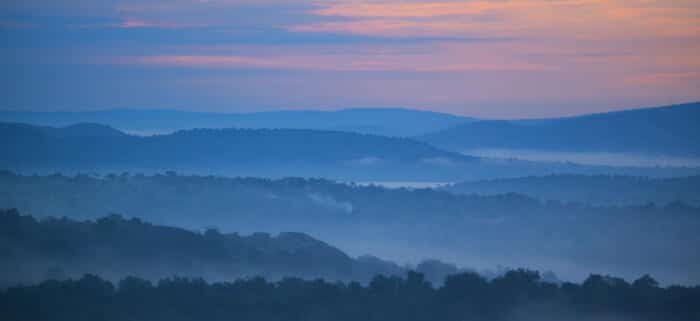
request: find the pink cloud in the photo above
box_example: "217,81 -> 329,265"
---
288,19 -> 514,38
135,54 -> 545,72
122,43 -> 549,72
624,72 -> 700,87
116,19 -> 209,29
292,0 -> 700,40
313,2 -> 506,18
120,20 -> 155,28
74,19 -> 210,29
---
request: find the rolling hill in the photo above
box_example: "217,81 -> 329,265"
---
0,209 -> 411,286
420,102 -> 700,156
3,121 -> 700,181
0,122 -> 477,179
2,172 -> 699,284
445,175 -> 700,206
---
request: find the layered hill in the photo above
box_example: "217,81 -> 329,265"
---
421,102 -> 700,156
2,172 -> 699,284
0,122 -> 475,180
445,175 -> 700,206
3,122 -> 699,181
0,209 -> 410,286
0,108 -> 473,137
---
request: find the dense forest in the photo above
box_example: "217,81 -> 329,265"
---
2,269 -> 698,321
2,172 -> 699,284
446,174 -> 700,206
0,210 -> 484,287
0,209 -> 423,286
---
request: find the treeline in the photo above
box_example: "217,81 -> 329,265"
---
2,270 -> 699,321
4,171 -> 698,224
0,209 -> 388,285
5,122 -> 699,181
2,171 -> 699,285
446,174 -> 700,206
0,209 -> 478,287
0,122 -> 470,170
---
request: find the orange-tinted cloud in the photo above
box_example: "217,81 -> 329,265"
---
288,19 -> 513,38
313,2 -> 506,18
294,0 -> 700,39
285,0 -> 700,95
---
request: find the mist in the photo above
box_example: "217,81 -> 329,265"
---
3,0 -> 700,317
2,171 -> 698,286
465,149 -> 700,168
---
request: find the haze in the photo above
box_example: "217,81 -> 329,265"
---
2,1 -> 700,321
2,0 -> 699,118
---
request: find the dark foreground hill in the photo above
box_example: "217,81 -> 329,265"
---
1,268 -> 698,321
0,209 -> 417,286
421,102 -> 700,156
2,172 -> 699,284
0,108 -> 473,137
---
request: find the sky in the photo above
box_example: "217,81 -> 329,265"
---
1,0 -> 699,118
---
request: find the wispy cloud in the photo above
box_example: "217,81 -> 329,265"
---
2,0 -> 699,116
312,2 -> 505,18
121,42 -> 549,72
292,0 -> 700,40
114,19 -> 210,29
288,19 -> 513,38
73,19 -> 211,29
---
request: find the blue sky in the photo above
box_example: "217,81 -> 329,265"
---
2,0 -> 699,118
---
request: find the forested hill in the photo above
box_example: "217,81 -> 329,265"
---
2,172 -> 700,284
0,209 -> 414,286
421,102 -> 700,156
0,122 -> 474,175
4,122 -> 700,181
446,175 -> 700,206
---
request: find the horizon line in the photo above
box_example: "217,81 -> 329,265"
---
1,101 -> 698,121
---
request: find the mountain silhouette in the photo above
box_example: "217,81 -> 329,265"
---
420,102 -> 700,156
0,108 -> 474,137
0,122 -> 475,174
0,209 -> 408,285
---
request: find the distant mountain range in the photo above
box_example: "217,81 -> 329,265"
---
0,108 -> 473,137
420,102 -> 700,156
3,102 -> 699,157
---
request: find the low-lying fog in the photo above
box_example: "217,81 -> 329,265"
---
343,181 -> 451,189
464,149 -> 700,168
